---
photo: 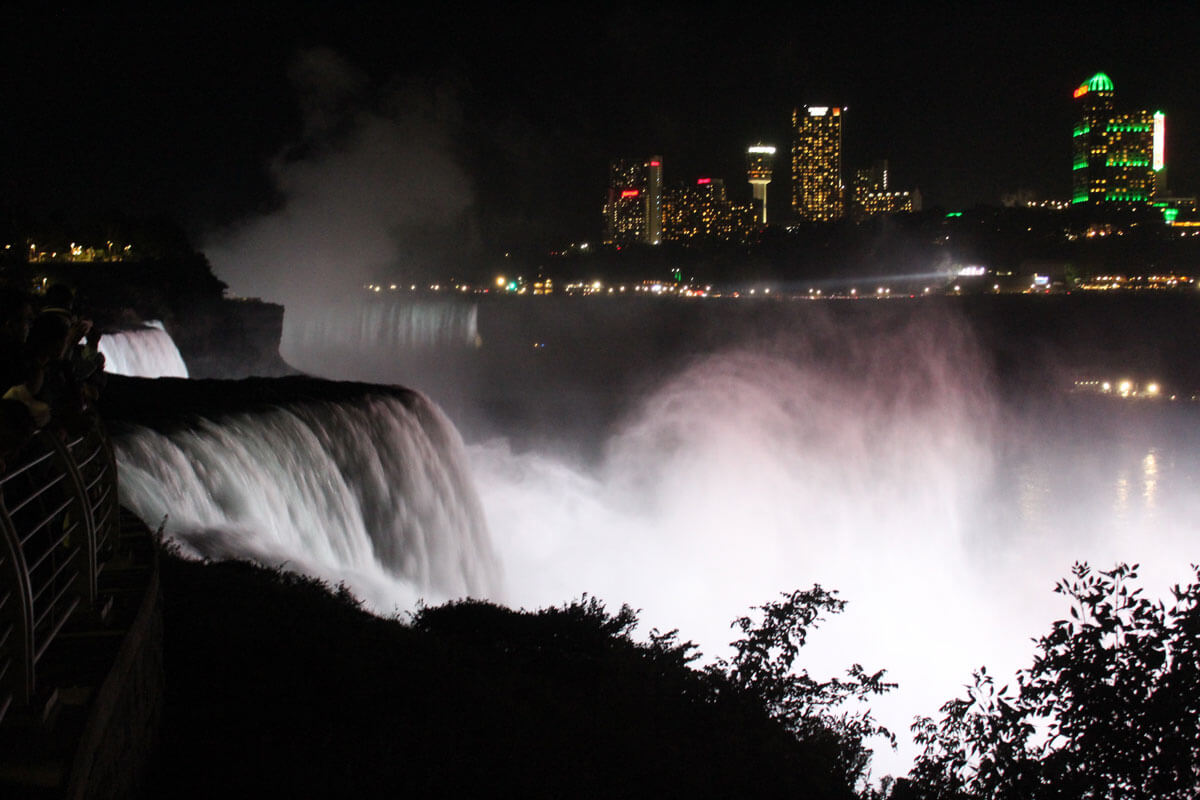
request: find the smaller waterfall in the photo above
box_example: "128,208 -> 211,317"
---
285,298 -> 480,353
99,322 -> 190,379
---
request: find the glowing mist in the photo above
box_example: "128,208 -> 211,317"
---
465,339 -> 1200,776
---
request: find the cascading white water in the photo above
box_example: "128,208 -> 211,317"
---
114,391 -> 501,610
283,297 -> 480,356
99,321 -> 190,378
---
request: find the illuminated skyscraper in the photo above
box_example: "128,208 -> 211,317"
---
792,106 -> 844,221
1072,72 -> 1114,204
855,160 -> 889,194
850,159 -> 917,220
603,156 -> 663,245
646,155 -> 663,244
1071,73 -> 1161,205
746,144 -> 776,224
662,177 -> 756,244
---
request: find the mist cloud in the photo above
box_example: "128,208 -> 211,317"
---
206,47 -> 475,308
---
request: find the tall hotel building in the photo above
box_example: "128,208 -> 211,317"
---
792,106 -> 844,221
603,156 -> 663,245
851,159 -> 916,220
662,177 -> 756,244
1072,73 -> 1164,205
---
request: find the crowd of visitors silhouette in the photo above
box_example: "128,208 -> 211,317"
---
0,283 -> 106,473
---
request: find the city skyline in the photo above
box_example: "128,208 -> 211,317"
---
600,62 -> 1179,244
1,5 -> 1197,257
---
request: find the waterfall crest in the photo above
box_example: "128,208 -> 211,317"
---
284,297 -> 480,354
99,321 -> 190,378
114,390 -> 501,609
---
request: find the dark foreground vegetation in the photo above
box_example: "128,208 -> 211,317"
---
149,554 -> 888,799
908,563 -> 1200,800
147,553 -> 1200,799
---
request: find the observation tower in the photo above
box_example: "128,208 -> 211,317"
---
746,144 -> 776,224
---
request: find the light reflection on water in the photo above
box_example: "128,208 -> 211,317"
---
1017,463 -> 1051,527
1115,473 -> 1130,516
1012,425 -> 1196,553
1142,448 -> 1158,509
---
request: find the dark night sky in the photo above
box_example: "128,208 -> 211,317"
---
1,3 -> 1197,254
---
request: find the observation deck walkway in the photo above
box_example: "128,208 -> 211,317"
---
0,420 -> 160,798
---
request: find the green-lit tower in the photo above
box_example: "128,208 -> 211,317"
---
1072,72 -> 1157,205
1072,72 -> 1114,205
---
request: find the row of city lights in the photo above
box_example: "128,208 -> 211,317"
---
6,241 -> 133,260
1078,274 -> 1194,290
1072,379 -> 1180,401
363,278 -> 1199,299
363,266 -> 1199,300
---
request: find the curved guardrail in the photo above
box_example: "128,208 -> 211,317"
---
0,419 -> 119,723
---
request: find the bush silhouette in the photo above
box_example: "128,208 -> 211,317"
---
152,556 -> 890,799
908,562 -> 1200,799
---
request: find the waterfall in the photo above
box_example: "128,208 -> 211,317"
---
99,321 -> 190,379
285,297 -> 480,354
113,390 -> 501,609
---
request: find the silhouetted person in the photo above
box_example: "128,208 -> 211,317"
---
2,356 -> 50,429
22,312 -> 83,432
40,283 -> 76,318
35,283 -> 104,414
38,283 -> 92,355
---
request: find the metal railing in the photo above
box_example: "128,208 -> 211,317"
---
0,418 -> 119,723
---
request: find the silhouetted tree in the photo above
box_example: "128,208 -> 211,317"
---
414,588 -> 897,796
909,563 -> 1200,799
710,586 -> 897,790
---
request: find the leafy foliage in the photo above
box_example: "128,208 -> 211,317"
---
414,587 -> 896,794
156,541 -> 897,799
909,562 -> 1200,799
712,586 -> 897,789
